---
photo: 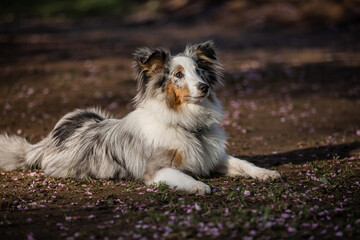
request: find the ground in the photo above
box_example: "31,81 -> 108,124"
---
0,16 -> 360,239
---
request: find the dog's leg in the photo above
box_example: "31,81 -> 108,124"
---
144,168 -> 211,194
215,154 -> 281,180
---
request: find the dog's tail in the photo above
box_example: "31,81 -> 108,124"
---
0,134 -> 44,171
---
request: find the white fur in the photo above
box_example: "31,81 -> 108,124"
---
146,168 -> 211,194
216,154 -> 281,180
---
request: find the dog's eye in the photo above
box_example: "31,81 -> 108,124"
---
175,71 -> 183,78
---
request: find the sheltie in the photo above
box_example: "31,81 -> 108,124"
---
0,41 -> 280,194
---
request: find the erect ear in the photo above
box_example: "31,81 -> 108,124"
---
184,40 -> 223,87
186,40 -> 217,61
133,47 -> 170,106
134,47 -> 170,76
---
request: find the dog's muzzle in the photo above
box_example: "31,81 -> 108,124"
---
198,83 -> 209,95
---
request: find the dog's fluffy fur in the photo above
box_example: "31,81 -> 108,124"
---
0,41 -> 280,194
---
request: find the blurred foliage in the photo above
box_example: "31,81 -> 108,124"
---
0,0 -> 359,28
0,0 -> 145,18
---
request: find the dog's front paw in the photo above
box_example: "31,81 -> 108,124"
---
253,169 -> 281,181
189,181 -> 211,195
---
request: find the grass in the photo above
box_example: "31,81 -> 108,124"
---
1,156 -> 359,239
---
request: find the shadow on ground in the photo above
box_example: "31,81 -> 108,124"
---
240,142 -> 360,167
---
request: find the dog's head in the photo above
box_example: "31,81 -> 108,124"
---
133,41 -> 223,110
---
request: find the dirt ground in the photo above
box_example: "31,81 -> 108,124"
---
0,16 -> 360,239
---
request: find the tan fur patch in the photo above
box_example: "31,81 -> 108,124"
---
166,82 -> 190,111
168,149 -> 185,168
196,49 -> 214,63
140,53 -> 164,76
176,65 -> 184,73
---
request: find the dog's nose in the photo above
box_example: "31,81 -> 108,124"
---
198,83 -> 209,94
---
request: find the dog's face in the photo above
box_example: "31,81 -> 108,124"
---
166,56 -> 209,107
133,41 -> 223,110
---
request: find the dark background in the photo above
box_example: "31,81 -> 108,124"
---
0,1 -> 360,239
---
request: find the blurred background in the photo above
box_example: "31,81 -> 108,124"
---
1,0 -> 360,27
0,0 -> 359,158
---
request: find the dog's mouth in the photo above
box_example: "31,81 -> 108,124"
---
184,93 -> 209,103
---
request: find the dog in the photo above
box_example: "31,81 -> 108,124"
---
0,41 -> 280,194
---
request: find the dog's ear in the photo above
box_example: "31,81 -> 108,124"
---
133,47 -> 170,106
185,41 -> 223,87
187,40 -> 217,61
134,47 -> 170,76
